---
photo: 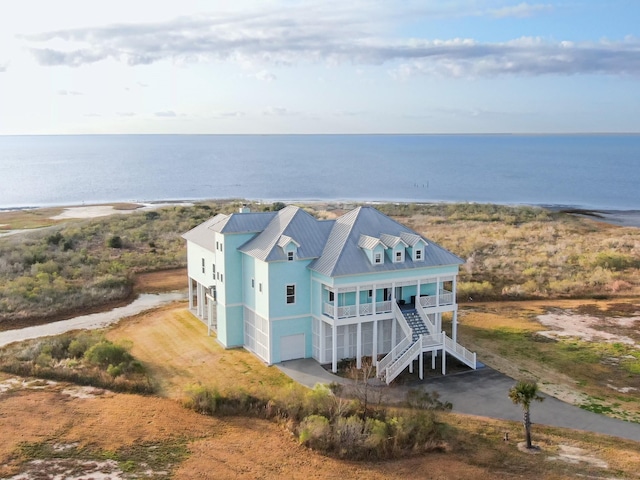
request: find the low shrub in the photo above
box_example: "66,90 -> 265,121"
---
183,382 -> 449,460
0,332 -> 153,394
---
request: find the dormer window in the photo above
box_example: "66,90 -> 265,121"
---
374,253 -> 382,264
395,251 -> 403,262
287,251 -> 294,261
415,249 -> 422,261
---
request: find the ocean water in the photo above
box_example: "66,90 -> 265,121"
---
0,134 -> 638,210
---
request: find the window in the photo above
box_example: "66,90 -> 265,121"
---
251,278 -> 255,288
259,283 -> 262,293
215,241 -> 219,250
383,288 -> 391,301
374,252 -> 382,264
395,251 -> 403,262
220,243 -> 223,252
329,291 -> 334,302
415,249 -> 422,260
368,289 -> 372,298
201,258 -> 205,273
220,274 -> 223,283
216,272 -> 219,280
286,284 -> 295,304
212,264 -> 216,279
287,251 -> 294,261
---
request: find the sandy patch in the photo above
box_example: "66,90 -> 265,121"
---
0,378 -> 57,394
61,386 -> 108,399
546,444 -> 609,469
50,205 -> 140,220
4,459 -> 124,480
536,313 -> 639,347
50,202 -> 194,220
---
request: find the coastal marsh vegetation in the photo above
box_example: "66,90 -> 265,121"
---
385,203 -> 640,300
1,201 -> 638,329
0,201 -> 263,328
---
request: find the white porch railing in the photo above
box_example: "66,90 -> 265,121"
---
385,337 -> 423,384
419,290 -> 454,308
392,302 -> 413,340
444,335 -> 477,369
376,301 -> 392,314
376,336 -> 411,378
378,328 -> 477,384
415,301 -> 437,332
323,301 -> 392,319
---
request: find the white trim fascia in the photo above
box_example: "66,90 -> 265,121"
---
217,301 -> 244,308
269,313 -> 312,322
321,272 -> 458,290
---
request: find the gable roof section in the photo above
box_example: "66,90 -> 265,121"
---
379,233 -> 408,249
358,234 -> 383,250
239,206 -> 334,262
399,232 -> 424,247
182,215 -> 223,249
309,206 -> 463,277
209,212 -> 277,234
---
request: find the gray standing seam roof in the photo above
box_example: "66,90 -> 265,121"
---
210,212 -> 277,234
308,206 -> 463,277
239,206 -> 334,262
186,206 -> 463,276
182,214 -> 225,250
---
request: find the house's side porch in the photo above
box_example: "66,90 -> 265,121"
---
188,276 -> 217,336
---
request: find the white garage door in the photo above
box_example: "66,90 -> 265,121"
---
280,334 -> 305,362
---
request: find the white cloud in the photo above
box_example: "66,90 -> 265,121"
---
490,2 -> 553,19
18,8 -> 640,78
253,69 -> 276,81
58,89 -> 82,95
263,106 -> 293,116
155,110 -> 177,117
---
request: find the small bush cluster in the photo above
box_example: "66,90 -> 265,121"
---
183,381 -> 450,460
0,332 -> 152,394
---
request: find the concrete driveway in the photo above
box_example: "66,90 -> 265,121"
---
277,360 -> 640,443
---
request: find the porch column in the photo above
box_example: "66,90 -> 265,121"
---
188,279 -> 194,310
356,322 -> 362,369
372,318 -> 378,361
391,315 -> 397,349
419,350 -> 424,380
441,335 -> 446,375
416,279 -> 421,307
333,288 -> 338,320
319,321 -> 326,363
356,286 -> 360,318
436,276 -> 440,308
432,351 -> 436,370
453,276 -> 457,304
452,309 -> 458,343
207,296 -> 213,336
196,283 -> 203,317
332,323 -> 338,373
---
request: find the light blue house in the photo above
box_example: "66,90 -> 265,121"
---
183,205 -> 476,383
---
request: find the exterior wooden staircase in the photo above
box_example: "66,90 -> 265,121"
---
376,304 -> 477,384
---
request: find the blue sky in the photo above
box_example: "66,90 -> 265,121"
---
0,0 -> 638,134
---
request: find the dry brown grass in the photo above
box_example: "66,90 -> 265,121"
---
106,302 -> 293,398
0,208 -> 63,230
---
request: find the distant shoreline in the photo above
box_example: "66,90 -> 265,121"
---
1,199 -> 639,229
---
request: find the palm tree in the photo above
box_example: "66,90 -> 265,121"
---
508,379 -> 544,449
